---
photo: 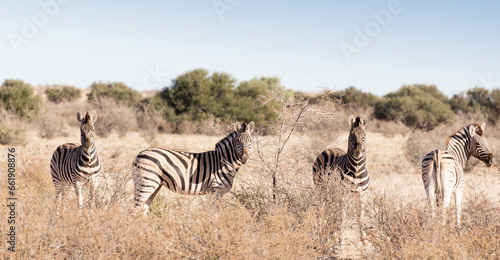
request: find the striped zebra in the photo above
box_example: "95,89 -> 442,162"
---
50,111 -> 101,212
422,123 -> 493,227
133,121 -> 255,215
312,115 -> 370,245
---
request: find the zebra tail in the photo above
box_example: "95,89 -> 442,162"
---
433,150 -> 442,202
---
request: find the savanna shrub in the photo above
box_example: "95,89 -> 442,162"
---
136,103 -> 169,142
33,110 -> 65,139
0,79 -> 42,118
151,69 -> 285,126
91,98 -> 138,137
88,81 -> 142,107
232,76 -> 285,124
330,86 -> 379,109
154,69 -> 236,122
374,84 -> 456,130
449,87 -> 500,125
0,109 -> 27,145
404,130 -> 447,168
45,86 -> 82,103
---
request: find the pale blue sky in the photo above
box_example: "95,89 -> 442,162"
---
1,0 -> 499,97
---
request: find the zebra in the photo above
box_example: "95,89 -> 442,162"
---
422,123 -> 493,227
50,111 -> 101,213
133,121 -> 255,215
312,115 -> 370,246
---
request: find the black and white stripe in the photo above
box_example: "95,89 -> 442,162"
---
422,123 -> 493,226
133,122 -> 255,215
50,111 -> 101,211
312,115 -> 370,245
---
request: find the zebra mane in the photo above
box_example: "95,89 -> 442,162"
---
215,131 -> 237,150
446,123 -> 482,146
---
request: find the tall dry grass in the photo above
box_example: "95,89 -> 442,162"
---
1,95 -> 500,259
367,184 -> 500,259
0,109 -> 31,145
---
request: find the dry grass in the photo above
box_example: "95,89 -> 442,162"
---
0,109 -> 29,145
1,110 -> 500,259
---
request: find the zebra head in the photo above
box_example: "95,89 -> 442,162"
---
348,115 -> 367,159
468,123 -> 494,167
234,121 -> 255,164
77,111 -> 97,151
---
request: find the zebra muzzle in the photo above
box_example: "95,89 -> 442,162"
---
486,153 -> 494,167
241,153 -> 248,164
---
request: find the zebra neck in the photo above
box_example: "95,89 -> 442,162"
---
446,132 -> 471,169
79,144 -> 97,166
215,149 -> 242,177
346,151 -> 366,176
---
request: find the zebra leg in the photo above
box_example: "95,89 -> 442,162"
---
211,190 -> 225,213
441,190 -> 452,225
142,185 -> 162,215
427,187 -> 439,219
54,182 -> 64,216
89,176 -> 100,208
455,189 -> 463,228
74,180 -> 85,210
358,192 -> 367,245
424,165 -> 438,214
133,165 -> 162,215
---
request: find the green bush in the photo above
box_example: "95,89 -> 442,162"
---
233,76 -> 285,124
152,69 -> 287,127
449,87 -> 500,125
147,95 -> 177,122
330,86 -> 379,108
155,69 -> 236,122
373,84 -> 456,130
45,86 -> 82,103
0,79 -> 42,118
87,81 -> 142,107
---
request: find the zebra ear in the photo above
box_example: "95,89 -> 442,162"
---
361,115 -> 368,126
234,122 -> 241,132
77,112 -> 84,123
90,111 -> 97,123
349,115 -> 356,126
470,125 -> 477,137
481,122 -> 486,132
246,121 -> 255,134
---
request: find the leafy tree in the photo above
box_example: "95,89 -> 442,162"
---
152,70 -> 293,126
206,72 -> 237,119
233,76 -> 287,124
0,79 -> 42,117
147,95 -> 177,122
374,84 -> 455,129
156,69 -> 236,122
45,86 -> 82,103
159,69 -> 210,120
449,92 -> 474,114
88,81 -> 142,107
